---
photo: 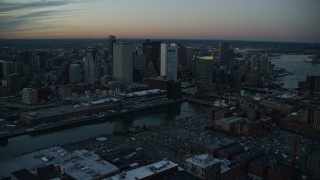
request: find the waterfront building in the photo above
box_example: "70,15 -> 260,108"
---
69,64 -> 82,84
22,88 -> 37,105
84,48 -> 101,85
148,77 -> 181,99
20,98 -> 121,124
160,43 -> 178,80
113,43 -> 133,83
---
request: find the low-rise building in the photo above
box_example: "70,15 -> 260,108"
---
184,154 -> 221,180
217,143 -> 244,160
248,153 -> 286,180
214,109 -> 233,120
233,148 -> 264,173
234,119 -> 263,136
0,146 -> 119,180
215,116 -> 243,132
22,88 -> 37,105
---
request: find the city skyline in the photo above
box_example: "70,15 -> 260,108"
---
1,0 -> 320,43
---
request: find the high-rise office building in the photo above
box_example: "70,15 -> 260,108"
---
83,48 -> 101,84
19,51 -> 32,77
219,42 -> 229,67
228,48 -> 235,73
7,73 -> 21,94
196,56 -> 214,83
18,51 -> 40,78
219,42 -> 234,72
250,55 -> 258,70
113,43 -> 133,83
108,35 -> 116,62
0,61 -> 13,80
37,51 -> 47,73
260,54 -> 269,75
186,47 -> 195,71
160,43 -> 178,80
133,53 -> 147,77
69,64 -> 82,84
178,45 -> 187,68
143,40 -> 161,76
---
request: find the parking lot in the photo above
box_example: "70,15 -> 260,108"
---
61,112 -> 319,176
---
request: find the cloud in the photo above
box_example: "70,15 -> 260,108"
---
0,1 -> 73,12
0,0 -> 82,35
0,10 -> 74,33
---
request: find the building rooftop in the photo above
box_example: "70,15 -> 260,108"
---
251,152 -> 283,167
218,116 -> 243,124
62,149 -> 118,180
20,97 -> 120,120
218,143 -> 244,156
220,159 -> 233,173
0,146 -> 68,178
238,119 -> 261,126
121,89 -> 165,97
268,163 -> 291,172
107,160 -> 177,180
236,148 -> 264,161
168,169 -> 202,180
185,154 -> 220,168
0,146 -> 118,180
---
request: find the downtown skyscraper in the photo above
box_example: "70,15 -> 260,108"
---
160,43 -> 178,80
84,48 -> 101,85
113,43 -> 133,83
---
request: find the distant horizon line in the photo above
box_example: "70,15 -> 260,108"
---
0,37 -> 319,44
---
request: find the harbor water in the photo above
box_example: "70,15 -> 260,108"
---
0,101 -> 203,159
271,55 -> 320,88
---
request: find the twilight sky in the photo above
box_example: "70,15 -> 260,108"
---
0,0 -> 319,42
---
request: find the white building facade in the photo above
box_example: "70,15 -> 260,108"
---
160,43 -> 178,80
